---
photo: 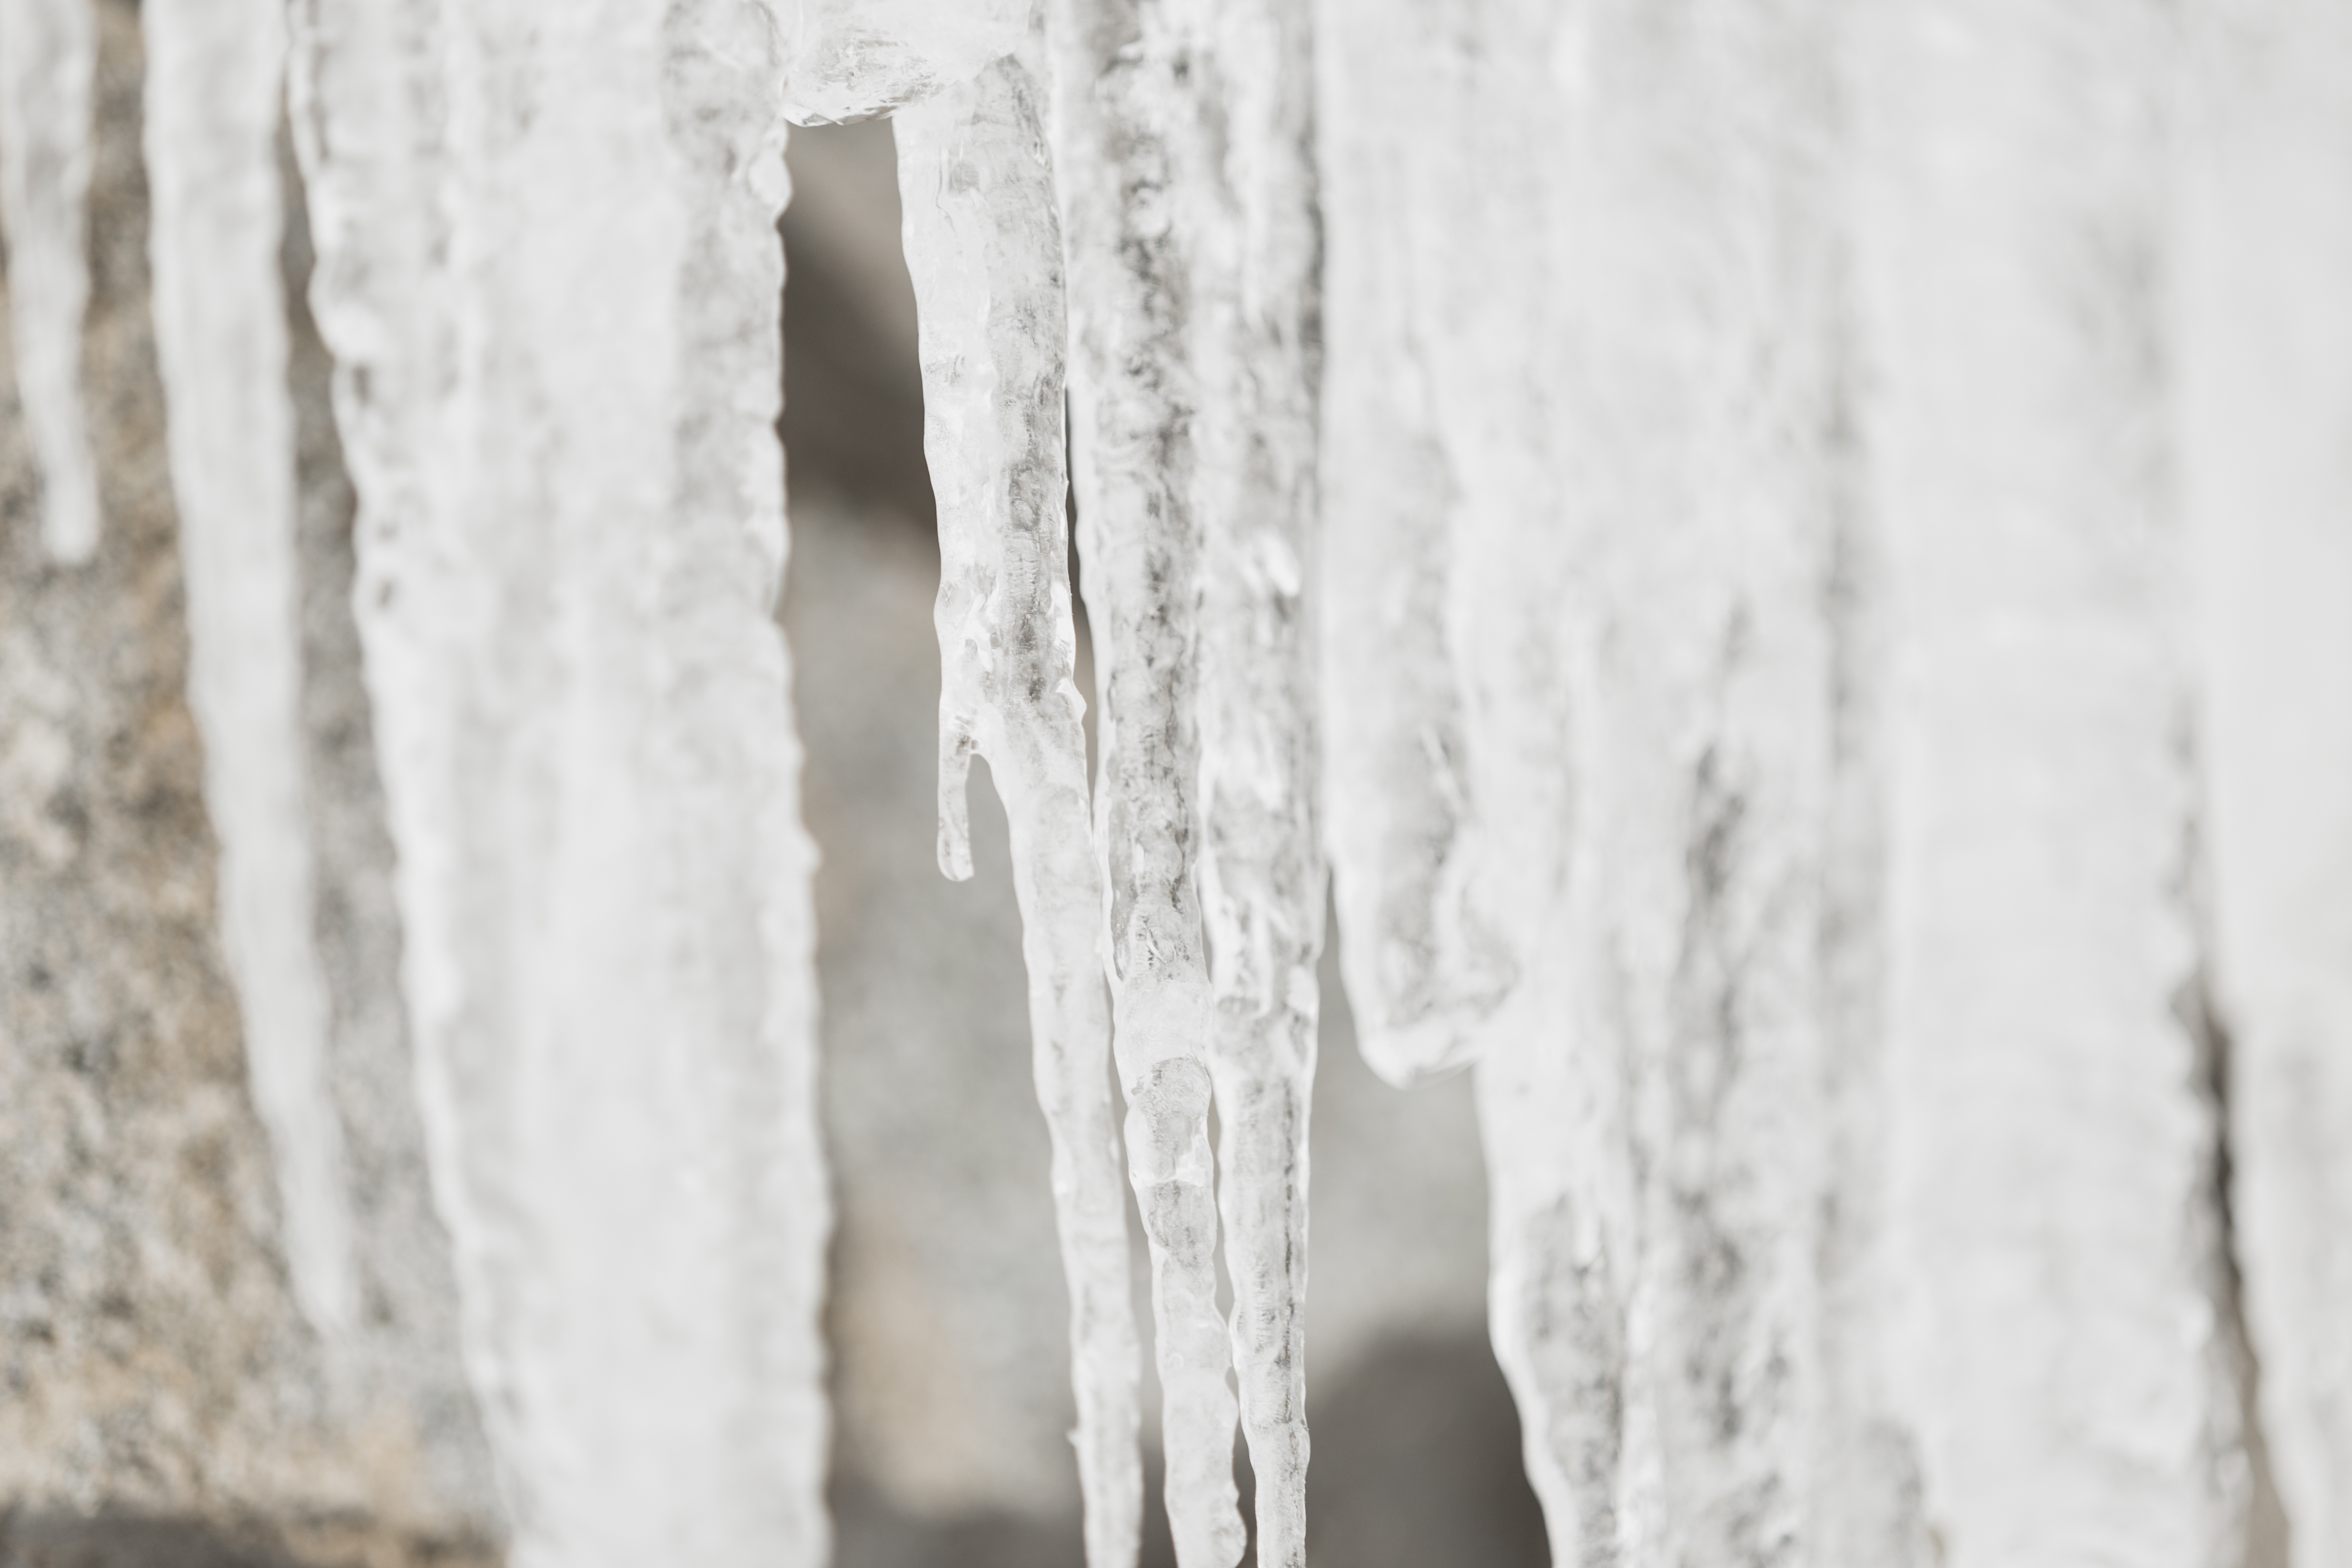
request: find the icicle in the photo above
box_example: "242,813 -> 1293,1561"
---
893,27 -> 1144,1568
2176,2 -> 2352,1560
784,0 -> 1027,125
1043,0 -> 1246,1561
0,0 -> 99,563
1187,0 -> 1322,1562
142,0 -> 357,1339
1310,0 -> 1514,1087
290,1 -> 829,1561
1856,3 -> 2242,1561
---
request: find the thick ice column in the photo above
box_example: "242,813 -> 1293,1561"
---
2175,3 -> 2352,1561
293,1 -> 830,1562
1453,5 -> 1884,1562
1856,5 -> 2242,1563
1043,0 -> 1245,1561
0,0 -> 99,563
784,0 -> 1027,124
1311,0 -> 1514,1084
1188,1 -> 1322,1563
141,0 -> 357,1340
894,33 -> 1145,1568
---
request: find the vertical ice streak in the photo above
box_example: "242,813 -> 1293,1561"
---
1189,0 -> 1322,1562
1043,0 -> 1246,1561
2176,2 -> 2352,1560
293,1 -> 830,1561
1856,4 -> 2243,1563
1310,0 -> 1513,1086
894,30 -> 1145,1568
142,0 -> 357,1339
0,0 -> 99,562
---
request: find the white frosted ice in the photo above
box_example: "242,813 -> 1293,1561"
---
1856,4 -> 2242,1562
142,0 -> 357,1340
1043,0 -> 1245,1559
1310,0 -> 1514,1087
1186,0 -> 1322,1563
290,2 -> 829,1562
2175,3 -> 2352,1562
0,0 -> 99,561
894,27 -> 1144,1568
784,0 -> 1028,126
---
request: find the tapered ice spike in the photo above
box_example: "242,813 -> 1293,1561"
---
1042,0 -> 1247,1559
142,0 -> 357,1340
897,24 -> 1146,1567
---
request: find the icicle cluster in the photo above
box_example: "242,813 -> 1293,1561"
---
7,0 -> 2352,1564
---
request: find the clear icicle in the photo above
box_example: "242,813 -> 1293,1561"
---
1188,0 -> 1322,1562
1043,0 -> 1246,1561
1310,0 -> 1514,1087
292,1 -> 829,1561
1856,3 -> 2242,1560
2176,3 -> 2352,1560
142,0 -> 358,1339
894,30 -> 1144,1568
784,0 -> 1027,125
0,0 -> 99,563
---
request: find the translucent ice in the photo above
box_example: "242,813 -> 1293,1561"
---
1044,0 -> 1245,1558
1186,0 -> 1323,1562
895,27 -> 1144,1568
784,0 -> 1028,125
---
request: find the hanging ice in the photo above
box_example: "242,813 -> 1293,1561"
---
290,1 -> 829,1562
1310,0 -> 1514,1086
0,0 -> 100,561
1856,2 -> 2242,1560
1186,0 -> 1322,1563
1043,0 -> 1245,1560
141,0 -> 357,1339
2175,2 -> 2352,1561
784,0 -> 1027,125
893,27 -> 1144,1568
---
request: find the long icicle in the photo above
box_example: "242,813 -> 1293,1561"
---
894,24 -> 1145,1568
294,0 -> 829,1559
1189,0 -> 1322,1561
1043,0 -> 1246,1560
0,0 -> 100,563
142,0 -> 357,1340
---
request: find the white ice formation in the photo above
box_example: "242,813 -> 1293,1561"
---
10,0 -> 2352,1562
0,0 -> 99,559
894,26 -> 1144,1568
289,1 -> 828,1564
144,0 -> 358,1339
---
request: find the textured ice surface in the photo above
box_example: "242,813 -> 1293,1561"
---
1856,4 -> 2242,1562
142,0 -> 357,1340
0,0 -> 98,562
785,0 -> 1027,125
291,2 -> 829,1563
1043,0 -> 1245,1559
1311,0 -> 1515,1086
894,30 -> 1144,1568
2175,3 -> 2352,1561
1186,0 -> 1323,1563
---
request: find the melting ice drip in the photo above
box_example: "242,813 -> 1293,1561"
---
4,0 -> 2351,1565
